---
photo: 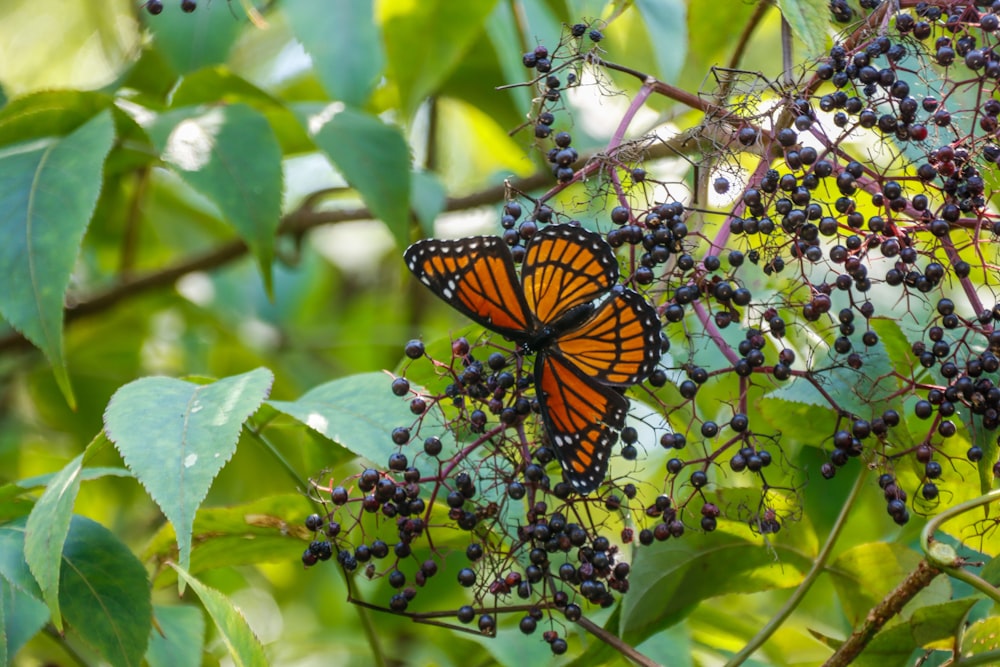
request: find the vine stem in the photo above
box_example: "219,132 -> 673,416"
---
922,487 -> 1000,605
724,465 -> 870,667
243,425 -> 311,495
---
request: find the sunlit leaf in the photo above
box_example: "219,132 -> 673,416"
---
634,0 -> 687,83
0,111 -> 115,407
171,565 -> 267,667
23,453 -> 83,631
103,368 -> 274,575
829,542 -> 951,625
295,104 -> 411,249
775,0 -> 828,58
379,0 -> 500,118
284,0 -> 383,107
268,372 -> 417,467
143,494 -> 313,587
852,598 -> 978,665
146,105 -> 283,294
620,520 -> 811,642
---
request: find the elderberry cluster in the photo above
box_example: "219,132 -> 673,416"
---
521,24 -> 604,182
300,5 -> 1000,654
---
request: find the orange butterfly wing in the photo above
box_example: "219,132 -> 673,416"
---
520,224 -> 619,324
534,352 -> 628,494
404,235 -> 534,340
405,224 -> 663,495
552,286 -> 661,386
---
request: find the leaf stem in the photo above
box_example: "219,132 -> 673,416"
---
243,424 -> 311,495
724,464 -> 869,666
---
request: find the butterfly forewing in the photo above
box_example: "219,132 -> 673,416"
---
535,352 -> 628,494
404,236 -> 534,340
521,225 -> 619,325
554,288 -> 662,385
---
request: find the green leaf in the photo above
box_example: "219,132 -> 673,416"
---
410,170 -> 446,237
142,494 -> 313,586
853,598 -> 978,665
0,577 -> 49,664
60,516 -> 152,667
961,616 -> 1000,657
0,111 -> 115,408
143,3 -> 243,75
620,520 -> 811,643
268,372 -> 416,467
0,91 -> 113,149
775,0 -> 828,58
296,105 -> 411,248
146,605 -> 206,667
146,105 -> 283,294
379,0 -> 500,119
284,0 -> 384,107
103,368 -> 274,575
0,520 -> 41,598
633,0 -> 687,83
170,565 -> 267,667
23,453 -> 84,631
829,542 -> 951,625
170,67 -> 283,109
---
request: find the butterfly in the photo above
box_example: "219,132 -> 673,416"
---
404,223 -> 661,494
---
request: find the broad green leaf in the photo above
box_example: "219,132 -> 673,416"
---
103,368 -> 274,574
268,371 -> 417,467
170,67 -> 283,109
853,598 -> 978,666
634,0 -> 687,83
0,577 -> 49,664
60,516 -> 152,667
0,111 -> 115,407
0,90 -> 113,149
284,0 -> 383,107
23,452 -> 84,631
775,0 -> 828,58
143,495 -> 313,586
146,105 -> 283,294
142,2 -> 243,74
829,542 -> 951,625
296,104 -> 411,248
410,170 -> 446,237
171,565 -> 267,667
379,0 -> 500,119
620,519 -> 811,643
146,605 -> 206,667
961,616 -> 1000,658
483,2 -> 533,117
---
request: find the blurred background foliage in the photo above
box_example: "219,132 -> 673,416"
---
1,1 -> 985,666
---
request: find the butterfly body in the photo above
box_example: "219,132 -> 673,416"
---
405,224 -> 661,493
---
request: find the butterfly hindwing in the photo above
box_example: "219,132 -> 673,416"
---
521,225 -> 619,325
405,224 -> 662,495
404,236 -> 533,340
553,286 -> 662,386
534,351 -> 628,494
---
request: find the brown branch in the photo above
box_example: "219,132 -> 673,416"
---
576,615 -> 660,667
822,560 -> 942,667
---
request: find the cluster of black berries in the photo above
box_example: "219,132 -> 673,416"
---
144,0 -> 197,14
521,25 -> 603,182
302,328 -> 650,655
